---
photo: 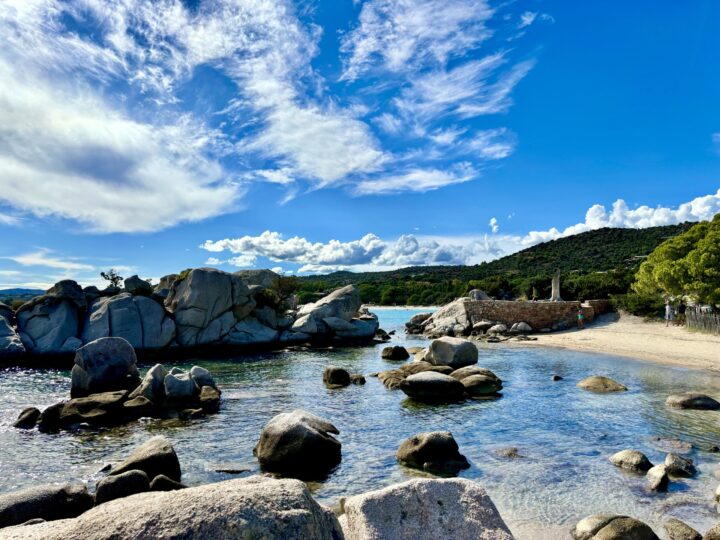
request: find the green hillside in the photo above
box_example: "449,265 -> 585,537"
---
296,223 -> 695,305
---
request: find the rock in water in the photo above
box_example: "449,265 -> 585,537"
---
421,299 -> 471,337
6,476 -> 342,540
128,363 -> 168,403
109,436 -> 181,482
95,470 -> 150,505
573,514 -> 658,539
296,284 -> 360,322
0,484 -> 93,528
609,450 -> 653,472
71,337 -> 140,398
254,410 -> 341,480
664,453 -> 696,477
426,337 -> 478,369
323,365 -> 351,388
646,464 -> 669,492
13,407 -> 40,429
665,392 -> 720,410
149,475 -> 186,492
399,371 -> 465,403
663,518 -> 701,540
341,478 -> 513,540
396,432 -> 470,475
577,376 -> 628,392
381,346 -> 409,360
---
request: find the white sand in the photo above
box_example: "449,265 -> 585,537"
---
508,312 -> 720,372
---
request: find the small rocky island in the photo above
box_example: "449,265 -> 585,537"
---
0,268 -> 380,363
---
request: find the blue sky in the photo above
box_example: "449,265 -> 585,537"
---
0,0 -> 719,289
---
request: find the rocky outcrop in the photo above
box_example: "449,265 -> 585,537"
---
17,297 -> 81,354
82,294 -> 175,349
396,431 -> 470,475
165,268 -> 256,347
405,312 -> 433,334
4,476 -> 343,540
666,392 -> 720,410
426,337 -> 478,369
665,453 -> 696,477
573,514 -> 658,540
609,450 -> 653,473
340,478 -> 513,540
0,484 -> 93,528
224,317 -> 278,345
577,376 -> 628,393
378,361 -> 453,390
420,299 -> 471,337
123,275 -> 152,296
71,337 -> 140,397
254,410 -> 341,479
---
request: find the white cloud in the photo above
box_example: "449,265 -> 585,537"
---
201,189 -> 720,272
354,164 -> 476,195
228,254 -> 259,268
0,213 -> 20,226
341,0 -> 495,80
518,12 -> 537,29
205,257 -> 223,266
4,250 -> 95,272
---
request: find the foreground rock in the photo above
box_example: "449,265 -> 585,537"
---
609,450 -> 653,473
71,337 -> 140,398
109,436 -> 182,482
341,478 -> 513,540
254,410 -> 341,479
397,431 -> 470,475
666,392 -> 720,410
426,337 -> 478,369
2,476 -> 342,540
577,376 -> 628,393
663,518 -> 701,540
573,514 -> 658,539
400,372 -> 465,403
0,484 -> 93,528
705,523 -> 720,540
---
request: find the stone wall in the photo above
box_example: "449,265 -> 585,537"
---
464,299 -> 584,331
585,299 -> 612,316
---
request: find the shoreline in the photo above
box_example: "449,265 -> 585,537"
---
502,312 -> 720,373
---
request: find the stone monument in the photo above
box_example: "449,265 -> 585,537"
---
550,270 -> 562,302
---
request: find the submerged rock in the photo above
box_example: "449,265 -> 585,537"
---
253,410 -> 341,480
0,484 -> 93,528
573,514 -> 658,539
341,478 -> 513,540
7,476 -> 342,540
609,449 -> 653,473
396,431 -> 470,475
577,376 -> 628,393
666,392 -> 720,410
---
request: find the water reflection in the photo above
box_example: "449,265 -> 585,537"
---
1,307 -> 719,538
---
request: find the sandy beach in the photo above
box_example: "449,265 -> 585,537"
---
509,312 -> 720,372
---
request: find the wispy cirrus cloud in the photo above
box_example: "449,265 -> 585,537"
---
201,189 -> 720,273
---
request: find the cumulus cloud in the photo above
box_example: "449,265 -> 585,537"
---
201,190 -> 720,272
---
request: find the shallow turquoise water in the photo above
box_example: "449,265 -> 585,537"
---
1,307 -> 720,538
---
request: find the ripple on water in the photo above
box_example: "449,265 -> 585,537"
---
1,307 -> 720,538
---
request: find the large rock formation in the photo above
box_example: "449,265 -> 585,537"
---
340,478 -> 513,540
17,298 -> 81,354
165,268 -> 256,347
254,410 -> 342,479
82,294 -> 175,349
420,299 -> 471,337
2,476 -> 343,540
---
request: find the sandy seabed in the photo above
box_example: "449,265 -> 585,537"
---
507,312 -> 720,372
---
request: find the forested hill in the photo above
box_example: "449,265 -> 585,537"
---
295,223 -> 694,305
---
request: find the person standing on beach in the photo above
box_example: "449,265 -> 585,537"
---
665,301 -> 675,327
577,305 -> 585,329
676,301 -> 686,326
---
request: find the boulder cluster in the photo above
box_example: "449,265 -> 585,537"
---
0,270 -> 379,360
608,448 -> 697,493
377,337 -> 503,402
405,297 -> 534,339
13,337 -> 222,431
